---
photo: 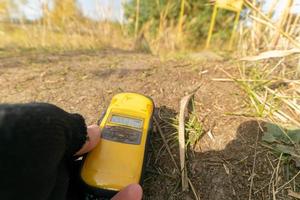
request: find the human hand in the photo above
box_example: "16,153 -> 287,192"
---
0,103 -> 142,200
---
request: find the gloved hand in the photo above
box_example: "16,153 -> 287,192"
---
0,103 -> 142,200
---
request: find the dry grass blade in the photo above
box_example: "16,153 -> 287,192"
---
265,87 -> 300,117
289,15 -> 300,36
270,0 -> 293,49
288,189 -> 300,199
266,0 -> 279,18
240,49 -> 300,61
153,116 -> 180,172
250,90 -> 300,127
244,0 -> 300,49
275,170 -> 300,194
274,153 -> 283,196
188,178 -> 200,200
248,124 -> 260,200
179,93 -> 194,191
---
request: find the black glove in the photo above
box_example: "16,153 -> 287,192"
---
0,103 -> 87,200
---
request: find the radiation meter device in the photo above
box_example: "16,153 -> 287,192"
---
81,93 -> 154,198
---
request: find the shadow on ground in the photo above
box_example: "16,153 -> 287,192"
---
145,111 -> 280,200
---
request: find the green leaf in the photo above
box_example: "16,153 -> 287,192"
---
263,123 -> 300,144
262,123 -> 300,168
287,129 -> 300,144
262,123 -> 285,143
262,132 -> 277,143
275,144 -> 298,156
266,123 -> 285,137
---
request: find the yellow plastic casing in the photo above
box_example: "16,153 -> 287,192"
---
80,93 -> 154,192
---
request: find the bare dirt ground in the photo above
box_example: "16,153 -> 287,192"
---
0,49 -> 290,199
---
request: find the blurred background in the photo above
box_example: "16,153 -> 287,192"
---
0,0 -> 299,54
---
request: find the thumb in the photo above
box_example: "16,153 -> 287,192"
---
111,184 -> 143,200
74,125 -> 100,156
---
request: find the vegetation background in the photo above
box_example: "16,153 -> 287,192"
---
0,0 -> 237,52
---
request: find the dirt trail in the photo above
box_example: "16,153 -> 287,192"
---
0,50 -> 277,199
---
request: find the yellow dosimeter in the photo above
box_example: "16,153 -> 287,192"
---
81,93 -> 154,198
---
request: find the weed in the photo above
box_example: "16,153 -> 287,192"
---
185,111 -> 203,149
170,101 -> 203,151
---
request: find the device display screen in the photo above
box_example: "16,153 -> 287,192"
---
110,115 -> 143,129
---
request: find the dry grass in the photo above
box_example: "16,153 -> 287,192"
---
0,19 -> 130,52
235,0 -> 300,127
0,0 -> 133,52
237,0 -> 300,54
228,1 -> 300,199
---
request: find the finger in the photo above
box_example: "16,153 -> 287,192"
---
74,125 -> 100,156
111,184 -> 143,200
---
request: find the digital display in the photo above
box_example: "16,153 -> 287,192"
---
110,115 -> 143,129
